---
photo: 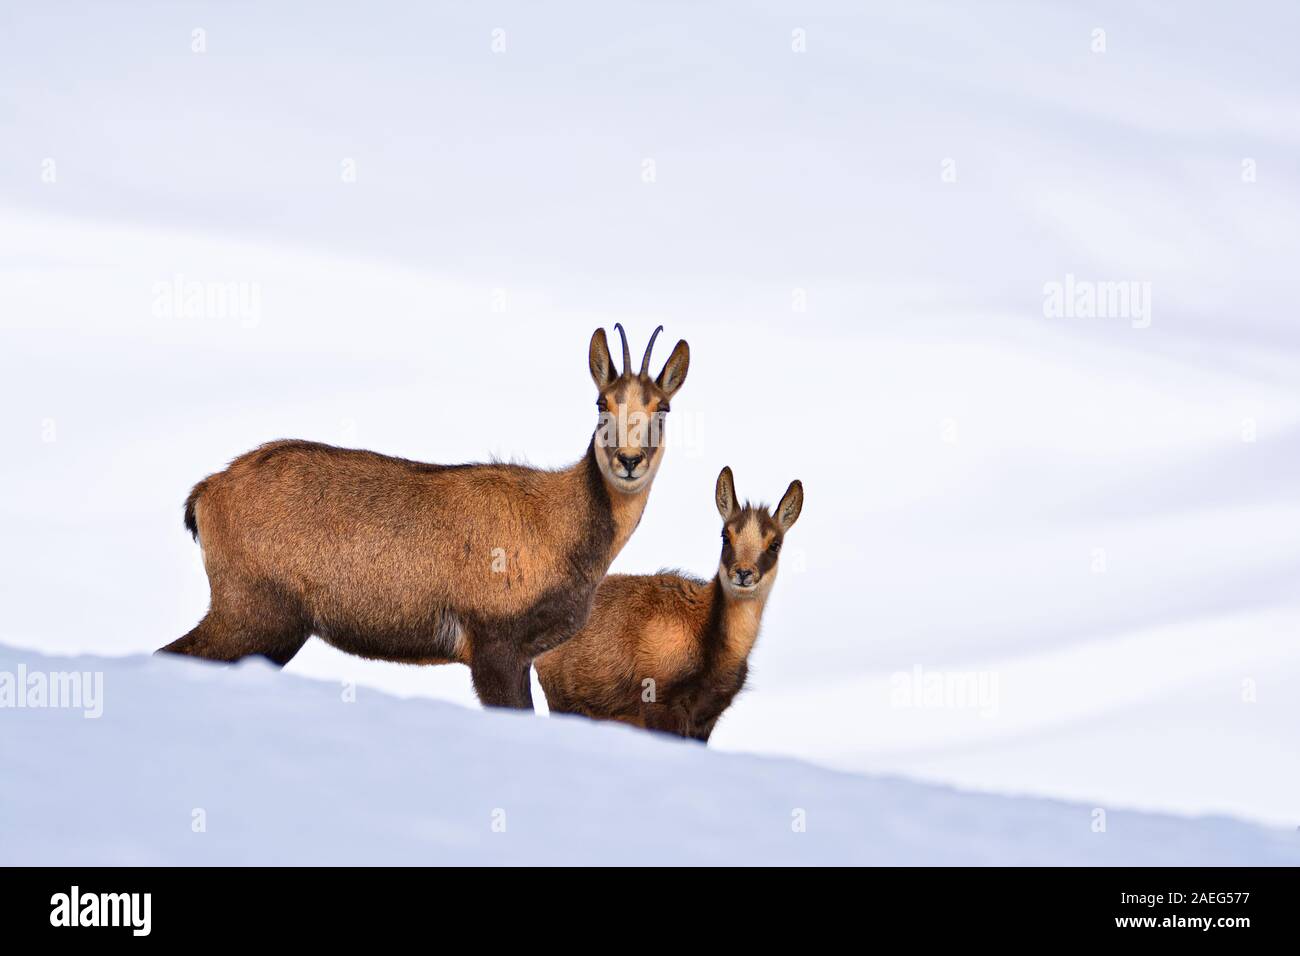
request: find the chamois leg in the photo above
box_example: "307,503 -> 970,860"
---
468,637 -> 533,710
641,702 -> 691,738
686,717 -> 719,744
158,586 -> 309,667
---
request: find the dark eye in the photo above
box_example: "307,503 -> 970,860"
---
658,403 -> 670,414
721,529 -> 728,541
769,540 -> 782,554
596,398 -> 609,412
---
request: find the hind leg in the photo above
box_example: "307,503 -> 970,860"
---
158,581 -> 309,667
159,611 -> 308,666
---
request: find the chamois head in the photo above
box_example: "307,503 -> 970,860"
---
714,467 -> 803,598
588,324 -> 690,493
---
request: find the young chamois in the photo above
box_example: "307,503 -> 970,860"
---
158,326 -> 690,709
535,467 -> 803,740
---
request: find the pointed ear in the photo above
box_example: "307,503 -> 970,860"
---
589,328 -> 617,389
775,480 -> 803,531
715,466 -> 738,520
655,340 -> 690,398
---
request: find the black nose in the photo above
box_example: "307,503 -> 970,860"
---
615,452 -> 644,474
736,568 -> 754,585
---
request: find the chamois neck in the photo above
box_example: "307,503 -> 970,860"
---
710,575 -> 770,672
574,437 -> 651,565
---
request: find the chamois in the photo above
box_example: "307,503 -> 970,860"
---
157,326 -> 690,709
535,467 -> 803,739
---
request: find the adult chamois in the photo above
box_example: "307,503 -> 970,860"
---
535,467 -> 803,739
158,326 -> 690,709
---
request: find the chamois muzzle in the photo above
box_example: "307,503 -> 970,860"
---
615,452 -> 645,478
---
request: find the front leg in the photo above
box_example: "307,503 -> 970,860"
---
686,715 -> 720,743
640,699 -> 691,738
522,625 -> 578,658
683,667 -> 746,743
468,636 -> 533,710
520,595 -> 595,659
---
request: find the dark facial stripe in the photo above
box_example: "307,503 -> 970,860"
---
719,505 -> 783,576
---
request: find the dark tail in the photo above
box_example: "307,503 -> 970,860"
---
183,478 -> 210,541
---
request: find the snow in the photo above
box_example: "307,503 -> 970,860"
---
2,0 -> 1299,845
2,645 -> 1296,866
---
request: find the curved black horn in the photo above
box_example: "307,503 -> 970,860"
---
613,323 -> 632,377
639,325 -> 664,377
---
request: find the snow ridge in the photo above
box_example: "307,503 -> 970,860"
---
1,646 -> 1295,866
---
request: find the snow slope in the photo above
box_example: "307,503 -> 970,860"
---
0,646 -> 1295,866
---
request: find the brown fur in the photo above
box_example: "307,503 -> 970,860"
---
535,469 -> 803,740
158,327 -> 690,710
